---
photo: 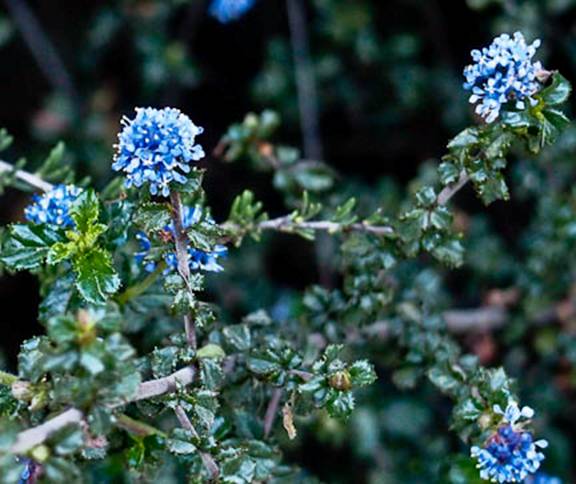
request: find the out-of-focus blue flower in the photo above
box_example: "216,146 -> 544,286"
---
209,0 -> 256,23
463,32 -> 543,123
525,473 -> 562,484
113,107 -> 205,197
135,206 -> 226,273
471,401 -> 548,483
25,184 -> 82,228
18,458 -> 37,484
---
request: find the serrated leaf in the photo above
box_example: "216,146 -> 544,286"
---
540,72 -> 571,106
47,241 -> 76,264
2,224 -> 62,270
438,162 -> 459,185
70,189 -> 100,233
448,128 -> 479,149
327,391 -> 355,419
223,324 -> 252,352
74,247 -> 120,304
348,360 -> 377,387
134,202 -> 171,232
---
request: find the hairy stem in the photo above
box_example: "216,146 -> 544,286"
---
169,191 -> 197,349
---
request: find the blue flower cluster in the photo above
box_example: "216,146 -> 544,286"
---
471,402 -> 548,483
113,107 -> 205,197
463,32 -> 543,123
209,0 -> 256,23
136,205 -> 226,273
25,184 -> 82,228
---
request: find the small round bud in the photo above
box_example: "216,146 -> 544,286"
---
30,445 -> 50,463
329,370 -> 352,391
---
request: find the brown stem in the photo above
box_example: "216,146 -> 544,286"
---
437,170 -> 470,206
264,388 -> 284,438
169,191 -> 197,349
257,217 -> 395,236
10,366 -> 196,455
174,405 -> 220,480
10,408 -> 84,454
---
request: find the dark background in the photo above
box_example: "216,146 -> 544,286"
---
1,1 -> 576,481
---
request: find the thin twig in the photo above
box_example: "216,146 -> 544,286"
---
10,408 -> 83,454
443,306 -> 508,333
4,0 -> 79,107
174,405 -> 220,480
128,366 -> 196,403
254,170 -> 470,238
286,0 -> 336,287
257,217 -> 395,236
10,366 -> 196,454
169,191 -> 197,349
0,160 -> 54,192
263,388 -> 283,438
286,0 -> 323,161
437,170 -> 470,206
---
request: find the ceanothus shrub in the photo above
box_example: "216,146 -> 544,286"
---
0,32 -> 572,483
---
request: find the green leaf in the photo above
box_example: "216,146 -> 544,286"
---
431,237 -> 464,267
427,367 -> 459,393
80,350 -> 106,375
438,162 -> 459,185
197,343 -> 226,359
477,173 -> 509,205
0,128 -> 14,152
333,197 -> 358,225
348,360 -> 377,387
70,189 -> 100,233
54,427 -> 84,456
200,358 -> 224,391
501,110 -> 531,128
74,247 -> 120,304
223,324 -> 252,352
168,429 -> 197,455
37,142 -> 66,178
47,315 -> 77,344
2,224 -> 62,270
327,391 -> 355,419
540,73 -> 572,106
453,398 -> 482,422
134,202 -> 171,232
47,241 -> 76,264
39,273 -> 74,321
447,127 -> 479,149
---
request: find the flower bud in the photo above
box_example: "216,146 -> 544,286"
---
329,370 -> 352,391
